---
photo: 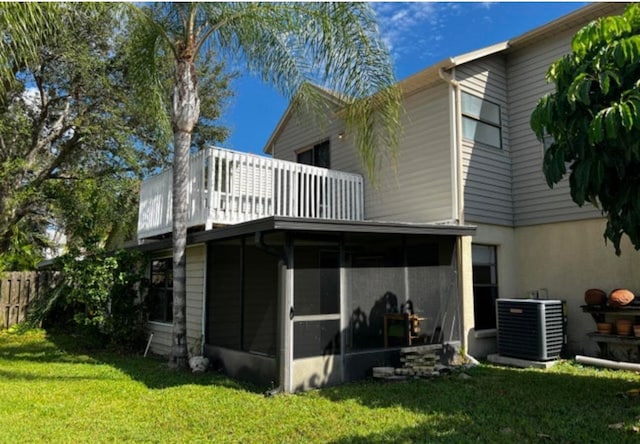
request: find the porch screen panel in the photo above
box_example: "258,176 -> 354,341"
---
207,241 -> 242,349
292,234 -> 340,360
293,242 -> 339,316
293,320 -> 340,359
345,234 -> 459,351
243,244 -> 278,356
405,238 -> 459,344
346,235 -> 404,351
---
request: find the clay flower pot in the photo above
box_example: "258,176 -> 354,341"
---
585,288 -> 607,306
609,289 -> 635,307
597,322 -> 613,334
616,319 -> 633,336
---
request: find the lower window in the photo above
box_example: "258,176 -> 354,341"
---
472,244 -> 498,330
148,258 -> 173,323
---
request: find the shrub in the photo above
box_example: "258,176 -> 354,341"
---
26,248 -> 148,350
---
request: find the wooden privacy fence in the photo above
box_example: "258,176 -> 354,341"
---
0,271 -> 51,329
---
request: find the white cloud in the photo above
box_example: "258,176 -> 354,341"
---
372,2 -> 447,63
371,2 -> 504,75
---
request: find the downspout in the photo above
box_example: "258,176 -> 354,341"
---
201,245 -> 207,356
255,231 -> 287,262
255,231 -> 290,396
438,67 -> 464,224
439,69 -> 478,365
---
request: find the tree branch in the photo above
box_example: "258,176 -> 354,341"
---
0,134 -> 6,159
27,97 -> 72,166
32,127 -> 81,188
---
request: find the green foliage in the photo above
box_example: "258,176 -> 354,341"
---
0,223 -> 47,272
531,4 -> 640,254
25,249 -> 148,350
120,8 -> 236,153
128,2 -> 401,177
0,4 -> 149,263
48,177 -> 140,252
0,3 -> 234,269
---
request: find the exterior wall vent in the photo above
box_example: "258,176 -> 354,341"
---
496,299 -> 566,361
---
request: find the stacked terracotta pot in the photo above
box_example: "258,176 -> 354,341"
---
585,288 -> 638,336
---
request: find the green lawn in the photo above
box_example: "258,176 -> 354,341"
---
1,330 -> 640,443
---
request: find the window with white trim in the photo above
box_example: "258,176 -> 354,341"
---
461,91 -> 502,149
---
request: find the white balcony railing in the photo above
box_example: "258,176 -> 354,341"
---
137,146 -> 365,240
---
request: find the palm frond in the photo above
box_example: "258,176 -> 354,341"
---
0,3 -> 60,96
199,2 -> 401,178
124,10 -> 175,149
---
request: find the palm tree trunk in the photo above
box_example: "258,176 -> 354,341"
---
169,53 -> 200,369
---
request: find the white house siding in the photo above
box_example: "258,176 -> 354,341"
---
270,84 -> 454,224
456,56 -> 513,226
364,85 -> 453,223
147,244 -> 206,357
270,108 -> 344,165
507,29 -> 601,226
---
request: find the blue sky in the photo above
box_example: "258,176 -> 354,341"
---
222,2 -> 588,155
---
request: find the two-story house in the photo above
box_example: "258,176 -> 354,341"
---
138,3 -> 638,392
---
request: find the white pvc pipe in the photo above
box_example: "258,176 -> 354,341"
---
144,333 -> 154,358
438,67 -> 464,224
576,354 -> 640,372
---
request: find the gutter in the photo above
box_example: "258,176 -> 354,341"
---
438,67 -> 464,224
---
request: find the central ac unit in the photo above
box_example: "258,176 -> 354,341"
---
496,299 -> 566,361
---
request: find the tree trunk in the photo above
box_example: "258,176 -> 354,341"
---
169,52 -> 200,369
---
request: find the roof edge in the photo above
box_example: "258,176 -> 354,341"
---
262,84 -> 345,155
264,3 -> 628,152
509,2 -> 627,49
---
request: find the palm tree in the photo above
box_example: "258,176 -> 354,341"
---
2,2 -> 402,367
127,2 -> 402,368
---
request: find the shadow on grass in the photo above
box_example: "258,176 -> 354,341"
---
321,364 -> 640,443
0,330 -> 263,394
88,350 -> 264,393
0,368 -> 117,382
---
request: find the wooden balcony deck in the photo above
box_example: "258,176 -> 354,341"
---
137,147 -> 365,240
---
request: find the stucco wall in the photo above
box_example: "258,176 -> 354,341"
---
513,218 -> 640,357
464,219 -> 640,358
462,225 -> 517,358
292,355 -> 341,391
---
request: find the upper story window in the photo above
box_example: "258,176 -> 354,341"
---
297,140 -> 330,168
461,91 -> 502,149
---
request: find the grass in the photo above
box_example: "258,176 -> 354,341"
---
1,330 -> 640,443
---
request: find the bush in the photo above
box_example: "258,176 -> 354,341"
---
26,248 -> 149,351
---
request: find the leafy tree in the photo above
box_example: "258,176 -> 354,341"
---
0,3 -> 152,266
531,4 -> 640,255
126,2 -> 402,368
0,3 -> 234,269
